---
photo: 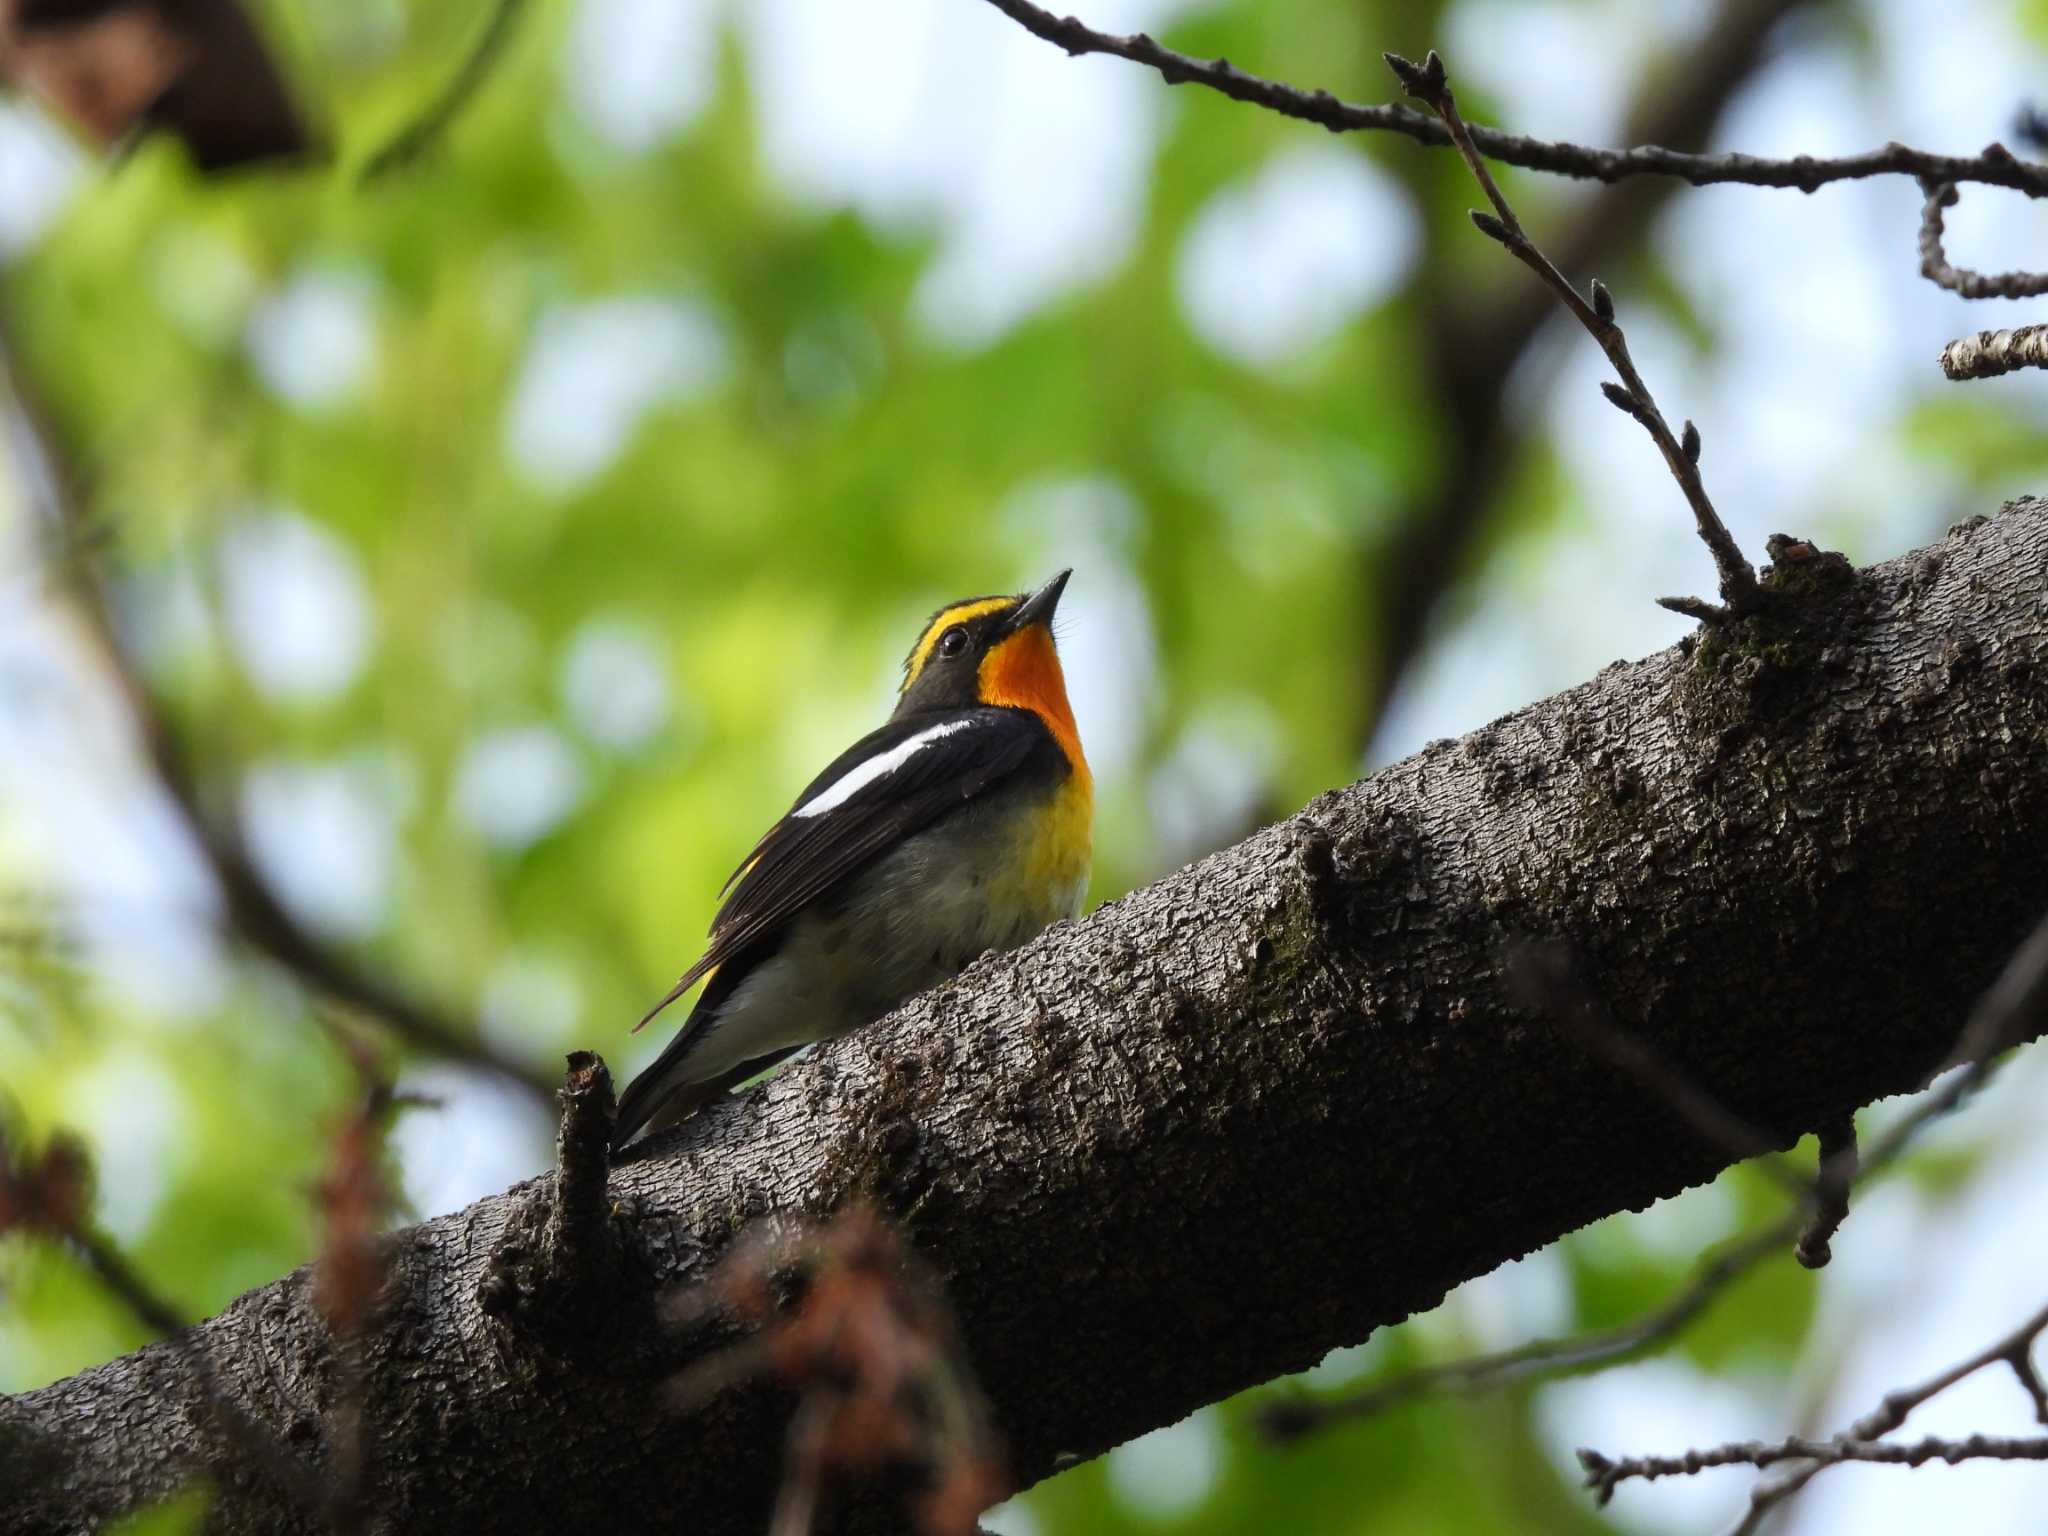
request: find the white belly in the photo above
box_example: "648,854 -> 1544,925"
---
673,799 -> 1088,1087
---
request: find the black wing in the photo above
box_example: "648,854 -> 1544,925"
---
634,707 -> 1047,1028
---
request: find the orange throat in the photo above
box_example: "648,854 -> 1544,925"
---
980,626 -> 1091,794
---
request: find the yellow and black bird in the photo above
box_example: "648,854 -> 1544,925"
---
611,571 -> 1091,1149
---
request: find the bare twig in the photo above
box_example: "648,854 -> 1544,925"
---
1918,180 -> 2048,299
1940,324 -> 2048,380
64,1224 -> 189,1337
1285,912 -> 2048,1450
0,1125 -> 342,1515
0,309 -> 554,1101
1583,1429 -> 2048,1502
978,0 -> 2048,199
1,1129 -> 185,1335
1383,49 -> 1761,619
1575,910 -> 2048,1523
989,1 -> 2045,409
1258,1211 -> 1803,1440
1795,1115 -> 1856,1270
1844,1301 -> 2048,1443
1582,1300 -> 2048,1515
362,0 -> 530,179
1359,0 -> 1812,749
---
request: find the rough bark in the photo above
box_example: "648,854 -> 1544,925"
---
7,499 -> 2048,1536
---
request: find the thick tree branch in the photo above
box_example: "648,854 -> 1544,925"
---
6,501 -> 2048,1534
1274,896 -> 2048,1441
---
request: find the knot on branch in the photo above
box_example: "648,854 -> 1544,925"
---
1760,532 -> 1855,598
478,1052 -> 627,1333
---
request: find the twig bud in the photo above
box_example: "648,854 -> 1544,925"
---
1599,381 -> 1638,414
1470,209 -> 1510,244
1383,52 -> 1427,96
1590,279 -> 1615,322
1681,420 -> 1702,463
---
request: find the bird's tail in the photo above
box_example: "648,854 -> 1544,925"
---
609,1029 -> 805,1153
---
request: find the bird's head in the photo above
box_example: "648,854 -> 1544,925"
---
896,570 -> 1078,736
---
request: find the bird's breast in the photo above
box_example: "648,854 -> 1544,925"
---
986,770 -> 1092,928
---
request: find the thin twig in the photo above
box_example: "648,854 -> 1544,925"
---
1918,180 -> 2048,299
1584,1300 -> 2048,1514
1583,1429 -> 2048,1501
977,0 -> 2048,198
1846,1301 -> 2048,1443
1282,910 -> 2048,1451
0,307 -> 554,1101
1577,910 -> 2048,1523
1795,1115 -> 1856,1270
361,0 -> 530,179
66,1224 -> 189,1336
0,1126 -> 336,1514
1357,0 -> 1813,750
1259,1212 -> 1803,1440
1383,50 -> 1760,618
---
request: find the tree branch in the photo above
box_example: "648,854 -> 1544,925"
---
0,308 -> 555,1101
361,0 -> 530,179
1257,1211 -> 1804,1440
6,499 -> 2048,1534
1359,0 -> 1812,745
1385,48 -> 1761,619
1794,1113 -> 1856,1270
977,0 -> 2048,197
1574,906 -> 2048,1525
1581,1302 -> 2048,1518
1271,893 -> 2048,1441
1918,180 -> 2048,300
1939,324 -> 2048,381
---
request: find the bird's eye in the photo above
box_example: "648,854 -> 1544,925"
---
938,625 -> 969,659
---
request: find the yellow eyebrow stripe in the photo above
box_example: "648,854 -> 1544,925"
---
901,597 -> 1013,689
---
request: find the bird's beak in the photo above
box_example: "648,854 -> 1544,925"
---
1008,569 -> 1071,634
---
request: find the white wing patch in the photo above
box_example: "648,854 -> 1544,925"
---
792,718 -> 974,819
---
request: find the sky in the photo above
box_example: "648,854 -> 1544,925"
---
4,1 -> 2048,1532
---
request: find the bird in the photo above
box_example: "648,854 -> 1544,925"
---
611,570 -> 1091,1150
